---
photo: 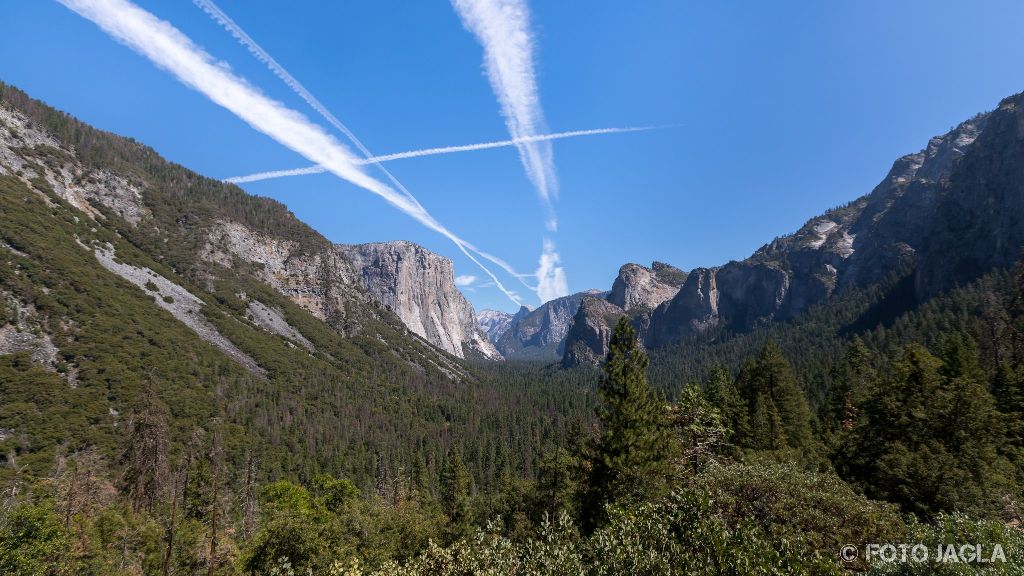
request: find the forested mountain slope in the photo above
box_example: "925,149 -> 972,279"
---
0,83 -> 567,489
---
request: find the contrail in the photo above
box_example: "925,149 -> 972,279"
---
370,126 -> 655,164
60,0 -> 525,306
228,165 -> 325,185
193,0 -> 539,295
224,126 -> 660,184
453,0 -> 570,303
193,0 -> 421,210
452,0 -> 559,231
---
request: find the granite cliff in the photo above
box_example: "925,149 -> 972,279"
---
564,94 -> 1024,366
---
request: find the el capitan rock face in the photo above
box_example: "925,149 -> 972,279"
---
338,241 -> 500,360
564,94 -> 1024,366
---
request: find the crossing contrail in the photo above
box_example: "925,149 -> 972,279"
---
224,126 -> 660,184
452,0 -> 570,303
60,0 -> 526,306
192,0 -> 539,296
452,0 -> 557,228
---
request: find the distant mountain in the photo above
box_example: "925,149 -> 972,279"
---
562,262 -> 686,367
476,262 -> 687,363
477,309 -> 516,342
564,93 -> 1024,366
482,290 -> 605,361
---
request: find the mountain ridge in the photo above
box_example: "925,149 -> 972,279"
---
562,93 -> 1024,366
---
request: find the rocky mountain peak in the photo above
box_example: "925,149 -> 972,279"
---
562,92 -> 1024,366
477,309 -> 514,342
608,261 -> 687,312
337,241 -> 500,360
490,290 -> 604,361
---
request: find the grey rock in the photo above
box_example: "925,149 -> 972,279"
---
495,290 -> 604,361
94,244 -> 267,377
477,309 -> 515,342
608,262 -> 687,312
561,296 -> 630,368
338,241 -> 500,360
563,95 -> 1022,365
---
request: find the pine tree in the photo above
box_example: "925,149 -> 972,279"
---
736,341 -> 814,451
439,451 -> 471,539
705,364 -> 749,445
583,317 -> 673,530
939,332 -> 985,383
672,383 -> 728,471
751,392 -> 787,451
841,342 -> 1011,515
826,337 -> 873,434
121,390 -> 171,515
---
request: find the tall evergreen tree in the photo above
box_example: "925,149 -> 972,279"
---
705,364 -> 749,446
826,337 -> 873,435
583,317 -> 674,530
751,393 -> 787,451
672,383 -> 728,471
735,341 -> 814,451
993,361 -> 1024,416
439,451 -> 472,539
841,342 -> 1011,516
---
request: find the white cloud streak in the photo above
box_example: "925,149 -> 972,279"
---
59,0 -> 525,306
192,0 -> 541,298
534,239 -> 567,303
454,275 -> 477,287
224,126 -> 659,184
453,0 -> 570,304
452,0 -> 558,231
192,0 -> 419,205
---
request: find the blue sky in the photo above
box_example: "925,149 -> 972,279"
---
3,1 -> 1023,312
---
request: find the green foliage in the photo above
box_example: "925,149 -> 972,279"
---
735,341 -> 816,452
839,341 -> 1014,517
704,364 -> 749,448
439,452 -> 472,539
867,513 -> 1024,575
0,499 -> 68,576
584,317 -> 674,529
696,461 -> 906,566
670,383 -> 729,472
311,474 -> 359,513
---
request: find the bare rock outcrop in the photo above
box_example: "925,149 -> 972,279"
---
494,291 -> 602,361
477,309 -> 515,343
608,262 -> 687,312
561,297 -> 630,368
563,100 -> 1009,366
337,242 -> 500,360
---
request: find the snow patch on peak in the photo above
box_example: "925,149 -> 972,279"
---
477,309 -> 515,343
807,220 -> 838,249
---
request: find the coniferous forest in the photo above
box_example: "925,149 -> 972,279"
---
6,261 -> 1024,574
3,6 -> 1024,572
